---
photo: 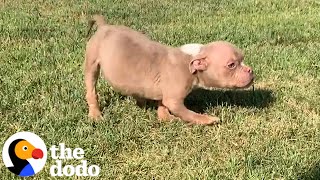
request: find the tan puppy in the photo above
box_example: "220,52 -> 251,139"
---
85,15 -> 254,125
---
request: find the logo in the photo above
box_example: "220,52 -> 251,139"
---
2,132 -> 100,177
49,143 -> 100,176
2,132 -> 47,177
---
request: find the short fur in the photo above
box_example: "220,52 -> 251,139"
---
85,15 -> 254,125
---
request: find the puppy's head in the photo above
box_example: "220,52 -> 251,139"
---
189,41 -> 254,89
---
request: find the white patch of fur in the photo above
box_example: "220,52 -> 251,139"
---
182,43 -> 219,91
180,43 -> 203,56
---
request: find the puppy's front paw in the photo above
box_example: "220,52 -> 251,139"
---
158,113 -> 176,122
88,108 -> 103,121
157,106 -> 175,122
206,116 -> 220,125
195,115 -> 220,125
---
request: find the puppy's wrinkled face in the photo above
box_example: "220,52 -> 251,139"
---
190,41 -> 254,89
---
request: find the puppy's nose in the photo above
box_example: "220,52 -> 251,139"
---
245,67 -> 253,74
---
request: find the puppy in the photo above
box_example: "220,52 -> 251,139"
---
85,15 -> 254,125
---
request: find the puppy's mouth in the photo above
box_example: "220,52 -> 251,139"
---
237,77 -> 254,89
244,78 -> 254,88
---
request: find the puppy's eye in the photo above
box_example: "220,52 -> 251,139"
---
227,62 -> 236,69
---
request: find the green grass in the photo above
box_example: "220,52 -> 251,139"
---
0,0 -> 319,179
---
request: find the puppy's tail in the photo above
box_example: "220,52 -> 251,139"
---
87,15 -> 107,37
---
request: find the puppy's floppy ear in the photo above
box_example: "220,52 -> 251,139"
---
189,53 -> 208,74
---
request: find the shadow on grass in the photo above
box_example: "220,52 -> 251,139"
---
136,87 -> 274,112
184,88 -> 275,113
297,162 -> 320,180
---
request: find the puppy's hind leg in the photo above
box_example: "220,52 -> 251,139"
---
84,52 -> 102,120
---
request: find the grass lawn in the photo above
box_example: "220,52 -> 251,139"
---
0,0 -> 319,179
